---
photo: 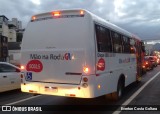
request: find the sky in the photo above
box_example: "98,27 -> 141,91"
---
0,0 -> 160,40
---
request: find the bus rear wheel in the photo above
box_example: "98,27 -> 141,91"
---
105,80 -> 124,101
114,80 -> 123,100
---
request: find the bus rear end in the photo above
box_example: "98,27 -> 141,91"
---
20,9 -> 96,98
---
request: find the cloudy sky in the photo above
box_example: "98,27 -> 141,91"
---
0,0 -> 160,40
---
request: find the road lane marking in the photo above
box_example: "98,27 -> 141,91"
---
113,71 -> 160,114
4,95 -> 42,105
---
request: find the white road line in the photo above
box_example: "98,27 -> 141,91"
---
4,95 -> 42,105
113,71 -> 160,114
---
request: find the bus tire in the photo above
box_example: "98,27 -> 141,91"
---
105,79 -> 124,101
113,80 -> 124,101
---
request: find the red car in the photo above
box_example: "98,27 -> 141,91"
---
145,56 -> 158,67
143,57 -> 154,71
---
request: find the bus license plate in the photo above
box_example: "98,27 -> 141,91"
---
45,88 -> 58,92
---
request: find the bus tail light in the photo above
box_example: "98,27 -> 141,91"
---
80,10 -> 84,15
82,83 -> 88,88
31,16 -> 36,21
83,67 -> 89,74
98,84 -> 101,89
97,58 -> 105,71
83,77 -> 88,82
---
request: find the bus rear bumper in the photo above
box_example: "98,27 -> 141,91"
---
21,82 -> 95,98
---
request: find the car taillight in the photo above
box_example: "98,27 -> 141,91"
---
145,62 -> 148,65
20,74 -> 24,83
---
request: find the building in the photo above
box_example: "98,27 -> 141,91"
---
0,15 -> 9,37
16,29 -> 25,42
0,15 -> 9,61
0,15 -> 23,63
11,18 -> 22,30
17,21 -> 22,29
8,42 -> 21,66
8,21 -> 17,42
0,35 -> 8,61
10,18 -> 24,42
8,18 -> 23,65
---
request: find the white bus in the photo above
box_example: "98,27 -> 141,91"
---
20,9 -> 145,100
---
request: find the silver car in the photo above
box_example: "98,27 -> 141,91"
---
0,62 -> 21,92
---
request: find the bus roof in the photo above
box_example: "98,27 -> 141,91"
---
31,9 -> 141,40
87,11 -> 134,39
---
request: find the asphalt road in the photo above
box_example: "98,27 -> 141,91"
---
1,66 -> 160,114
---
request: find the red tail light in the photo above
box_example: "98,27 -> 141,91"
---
80,10 -> 84,15
20,74 -> 24,83
83,77 -> 88,82
97,58 -> 105,71
32,16 -> 36,20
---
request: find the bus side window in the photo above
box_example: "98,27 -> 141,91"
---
95,24 -> 112,52
130,38 -> 136,54
122,36 -> 130,53
111,31 -> 122,53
